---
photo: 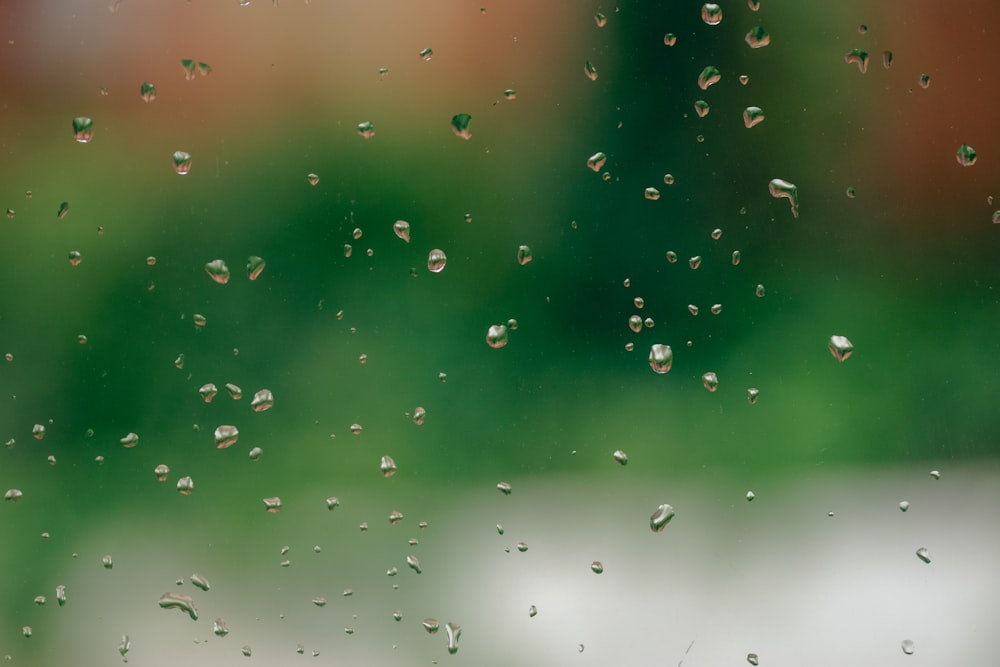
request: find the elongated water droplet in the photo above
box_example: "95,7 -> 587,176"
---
768,179 -> 799,218
225,383 -> 243,400
930,469 -> 941,480
172,151 -> 192,174
58,201 -> 70,219
648,344 -> 673,373
189,572 -> 210,591
915,547 -> 931,564
694,100 -> 710,118
697,66 -> 721,90
584,60 -> 599,81
72,117 -> 94,143
743,106 -> 765,128
159,592 -> 198,620
828,335 -> 854,362
140,82 -> 156,102
882,51 -> 893,69
665,250 -> 677,262
214,424 -> 239,448
516,541 -> 528,552
197,62 -> 212,76
701,3 -> 722,25
3,488 -> 23,502
393,220 -> 411,243
247,256 -> 266,280
180,59 -> 197,79
529,604 -> 538,617
956,144 -> 977,167
406,554 -> 421,574
844,49 -> 869,73
496,481 -> 513,495
745,26 -> 770,48
445,622 -> 462,654
427,248 -> 447,272
755,284 -> 766,297
380,455 -> 397,477
251,389 -> 274,412
118,635 -> 131,657
450,113 -> 472,139
650,504 -> 675,532
689,255 -> 702,269
205,259 -> 230,284
357,121 -> 375,139
55,584 -> 67,606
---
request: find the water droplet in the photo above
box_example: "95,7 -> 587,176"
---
118,432 -> 138,448
140,81 -> 156,102
743,106 -> 765,128
702,372 -> 719,391
768,179 -> 799,218
663,33 -> 677,46
710,229 -> 723,241
587,152 -> 608,172
72,117 -> 94,143
392,609 -> 403,621
324,496 -> 340,511
590,561 -> 604,574
22,627 -> 31,638
180,59 -> 197,79
486,324 -> 509,349
918,73 -> 930,88
118,635 -> 131,657
745,26 -> 770,48
427,248 -> 447,273
388,510 -> 404,526
747,652 -> 760,665
154,464 -> 170,482
929,469 -> 941,479
58,201 -> 70,219
516,245 -> 533,265
55,584 -> 67,606
844,49 -> 869,73
226,383 -> 243,400
846,185 -> 857,198
350,423 -> 362,435
584,60 -> 599,81
755,284 -> 766,297
689,256 -> 702,269
190,573 -> 211,591
66,250 -> 82,266
343,243 -> 353,258
858,23 -> 868,34
516,541 -> 529,552
701,3 -> 723,25
497,481 -> 513,495
828,335 -> 854,362
251,389 -> 274,412
214,424 -> 239,448
197,62 -> 212,76
177,476 -> 194,495
594,12 -> 607,27
159,592 -> 198,620
648,344 -> 673,374
613,449 -> 628,465
450,113 -> 472,139
915,547 -> 931,564
357,121 -> 375,139
407,554 -> 422,574
665,250 -> 678,262
241,646 -> 252,657
172,151 -> 192,174
205,259 -> 230,284
422,618 -> 440,634
730,250 -> 742,266
650,503 -> 675,532
697,66 -> 721,90
5,208 -> 13,219
389,220 -> 412,244
992,210 -> 1000,224
746,490 -> 756,502
419,47 -> 433,60
901,639 -> 915,655
645,186 -> 662,200
882,51 -> 893,69
312,597 -> 327,607
213,618 -> 230,637
899,500 -> 910,512
694,100 -> 710,118
747,388 -> 760,404
956,144 -> 977,167
198,384 -> 218,403
688,305 -> 700,316
710,304 -> 722,315
380,455 -> 397,477
413,406 -> 427,425
33,596 -> 45,605
263,496 -> 282,513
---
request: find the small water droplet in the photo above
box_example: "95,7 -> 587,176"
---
899,500 -> 910,512
118,635 -> 131,657
929,469 -> 941,480
450,113 -> 472,139
154,463 -> 170,482
664,33 -> 677,46
214,424 -> 239,448
688,304 -> 700,316
262,496 -> 282,513
172,151 -> 192,174
445,622 -> 462,654
710,304 -> 722,315
992,210 -> 1000,224
22,626 -> 31,638
846,185 -> 857,198
739,74 -> 750,85
388,510 -> 404,526
747,652 -> 760,665
516,245 -> 533,265
516,541 -> 528,552
102,555 -> 114,570
918,73 -> 930,88
241,646 -> 252,657
419,47 -> 433,60
745,26 -> 770,48
689,256 -> 702,269
204,259 -> 230,285
584,60 -> 599,81
693,100 -> 710,118
422,618 -> 440,634
915,547 -> 931,564
503,88 -> 517,100
392,220 -> 411,243
701,3 -> 723,25
244,255 -> 265,280
213,618 -> 230,637
702,372 -> 719,391
594,12 -> 607,27
882,51 -> 893,69
590,561 -> 604,574
743,106 -> 765,128
380,455 -> 398,477
697,66 -> 721,90
755,284 -> 766,297
58,201 -> 70,219
768,179 -> 799,218
413,406 -> 426,425
486,324 -> 509,349
190,573 -> 210,591
392,610 -> 403,621
587,152 -> 607,172
901,639 -> 915,655
497,481 -> 513,495
645,186 -> 662,200
650,504 -> 675,532
844,49 -> 869,73
828,335 -> 854,362
140,81 -> 156,102
72,117 -> 94,143
747,388 -> 760,404
956,144 -> 977,167
251,389 -> 274,412
312,597 -> 327,607
357,121 -> 375,139
427,248 -> 447,272
746,490 -> 756,502
119,432 -> 139,448
176,476 -> 194,495
55,584 -> 67,606
159,592 -> 198,620
665,250 -> 678,262
325,496 -> 340,510
648,344 -> 673,374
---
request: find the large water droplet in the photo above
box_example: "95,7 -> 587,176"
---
445,622 -> 462,654
214,425 -> 239,448
701,3 -> 723,25
159,592 -> 198,620
650,504 -> 675,532
648,344 -> 673,373
205,259 -> 230,284
768,179 -> 799,218
190,573 -> 211,591
956,144 -> 977,167
393,220 -> 411,243
844,49 -> 869,73
697,66 -> 721,90
828,335 -> 854,362
422,618 -> 440,634
172,151 -> 192,175
154,464 -> 170,482
251,389 -> 274,412
486,324 -> 509,349
743,106 -> 765,128
450,113 -> 472,139
427,248 -> 447,272
72,117 -> 94,143
745,26 -> 770,48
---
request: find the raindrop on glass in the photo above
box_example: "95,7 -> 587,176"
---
450,113 -> 472,139
177,476 -> 194,495
594,12 -> 607,27
844,49 -> 869,73
58,201 -> 70,219
648,344 -> 673,374
584,60 -> 599,81
497,481 -> 513,495
486,324 -> 509,349
120,432 -> 139,448
689,256 -> 702,269
72,117 -> 94,143
357,121 -> 375,139
882,51 -> 893,69
918,73 -> 930,88
68,250 -> 82,266
755,284 -> 766,298
214,424 -> 239,448
262,497 -> 282,513
846,186 -> 857,198
199,384 -> 218,402
743,106 -> 765,128
413,406 -> 426,425
213,618 -> 230,637
768,179 -> 799,218
159,592 -> 198,620
664,33 -> 677,46
380,455 -> 397,477
190,572 -> 211,591
590,561 -> 604,574
697,66 -> 721,90
587,152 -> 608,172
172,151 -> 192,174
747,388 -> 760,404
503,88 -> 517,100
701,3 -> 722,25
645,187 -> 661,200
901,639 -> 915,655
929,469 -> 941,480
393,220 -> 411,243
956,144 -> 977,167
204,259 -> 230,284
745,26 -> 770,48
747,653 -> 760,665
665,250 -> 677,262
613,449 -> 628,465
422,618 -> 440,634
154,464 -> 170,481
702,372 -> 719,392
140,82 -> 156,102
828,335 -> 854,362
419,47 -> 433,60
694,100 -> 710,118
899,500 -> 910,512
247,255 -> 266,280
516,245 -> 533,265
915,547 -> 931,564
427,248 -> 447,272
406,554 -> 422,574
445,622 -> 462,654
650,504 -> 675,532
251,389 -> 274,412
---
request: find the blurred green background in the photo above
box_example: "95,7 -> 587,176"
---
0,0 -> 998,665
